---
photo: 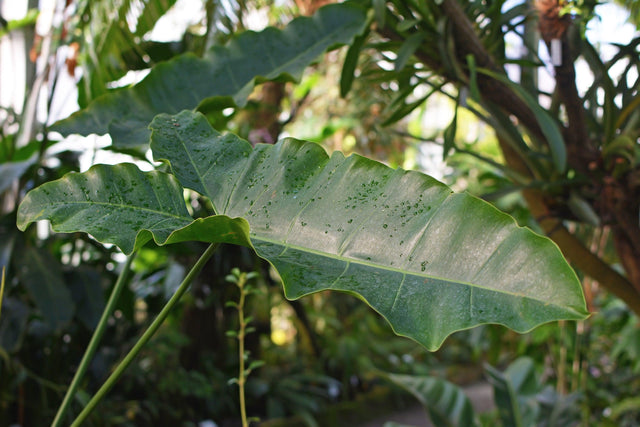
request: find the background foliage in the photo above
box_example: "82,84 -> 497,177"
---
1,0 -> 639,426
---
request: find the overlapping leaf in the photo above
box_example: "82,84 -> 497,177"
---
16,163 -> 250,254
52,3 -> 367,147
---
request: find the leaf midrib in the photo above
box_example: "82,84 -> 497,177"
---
251,234 -> 558,304
42,199 -> 189,220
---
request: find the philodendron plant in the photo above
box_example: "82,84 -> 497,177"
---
18,111 -> 587,423
14,3 -> 587,425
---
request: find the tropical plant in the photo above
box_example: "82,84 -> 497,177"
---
46,0 -> 640,315
11,0 -> 640,424
12,3 -> 589,419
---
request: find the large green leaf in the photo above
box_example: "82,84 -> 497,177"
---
150,110 -> 587,349
17,110 -> 588,350
51,3 -> 367,147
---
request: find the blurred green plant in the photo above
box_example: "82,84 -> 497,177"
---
225,268 -> 264,427
385,357 -> 581,427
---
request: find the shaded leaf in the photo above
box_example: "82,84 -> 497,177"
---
0,298 -> 29,353
15,247 -> 74,330
0,155 -> 36,195
485,357 -> 539,427
67,268 -> 106,330
382,372 -> 478,427
52,3 -> 367,147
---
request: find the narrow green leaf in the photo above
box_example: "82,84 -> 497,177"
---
397,18 -> 420,32
382,90 -> 435,126
248,360 -> 266,370
478,69 -> 567,173
134,0 -> 178,37
52,3 -> 367,147
443,101 -> 458,161
340,28 -> 369,97
479,102 -> 541,175
373,0 -> 386,28
149,111 -> 588,350
0,9 -> 38,37
465,54 -> 481,102
395,32 -> 426,72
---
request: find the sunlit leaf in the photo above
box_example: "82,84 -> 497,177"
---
150,111 -> 588,350
18,108 -> 588,350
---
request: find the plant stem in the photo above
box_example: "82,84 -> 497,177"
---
0,267 -> 5,320
70,243 -> 219,426
52,254 -> 135,427
237,279 -> 248,427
